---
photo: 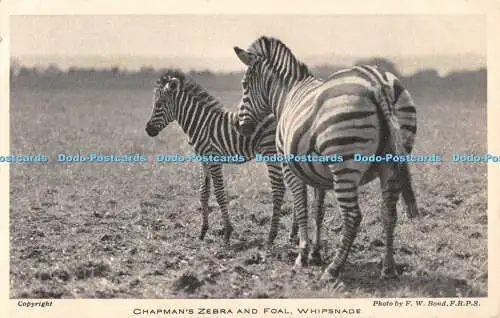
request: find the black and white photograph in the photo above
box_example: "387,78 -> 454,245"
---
2,1 -> 499,317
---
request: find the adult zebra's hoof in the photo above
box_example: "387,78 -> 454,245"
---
381,266 -> 398,279
319,266 -> 342,282
319,271 -> 345,291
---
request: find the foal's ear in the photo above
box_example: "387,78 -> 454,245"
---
233,46 -> 257,66
164,77 -> 180,92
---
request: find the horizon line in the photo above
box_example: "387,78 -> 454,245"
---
10,53 -> 487,77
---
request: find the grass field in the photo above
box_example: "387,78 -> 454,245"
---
9,78 -> 487,298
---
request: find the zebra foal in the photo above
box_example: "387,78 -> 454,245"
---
233,36 -> 419,282
145,69 -> 287,247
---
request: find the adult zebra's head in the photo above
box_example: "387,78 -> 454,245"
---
233,36 -> 312,137
145,73 -> 180,137
233,46 -> 273,136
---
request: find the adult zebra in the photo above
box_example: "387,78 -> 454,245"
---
233,36 -> 419,281
145,69 -> 294,247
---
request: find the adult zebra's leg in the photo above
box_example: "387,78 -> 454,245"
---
309,187 -> 326,265
321,172 -> 362,281
199,164 -> 211,240
282,164 -> 309,268
208,164 -> 234,246
399,161 -> 419,219
265,163 -> 286,247
379,164 -> 401,278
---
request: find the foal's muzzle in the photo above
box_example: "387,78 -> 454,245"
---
145,123 -> 159,137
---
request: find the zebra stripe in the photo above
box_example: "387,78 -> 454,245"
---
145,69 -> 287,247
233,36 -> 419,281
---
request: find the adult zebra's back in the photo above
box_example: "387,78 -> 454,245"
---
233,36 -> 419,282
145,69 -> 287,247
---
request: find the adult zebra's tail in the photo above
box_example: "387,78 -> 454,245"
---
354,65 -> 408,158
353,65 -> 418,219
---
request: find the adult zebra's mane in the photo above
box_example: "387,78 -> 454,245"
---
155,69 -> 224,110
247,36 -> 312,82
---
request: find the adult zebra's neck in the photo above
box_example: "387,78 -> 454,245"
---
268,74 -> 320,120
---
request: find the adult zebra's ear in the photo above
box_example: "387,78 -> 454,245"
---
234,46 -> 257,66
164,77 -> 180,92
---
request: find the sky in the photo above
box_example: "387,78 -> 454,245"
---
9,15 -> 486,73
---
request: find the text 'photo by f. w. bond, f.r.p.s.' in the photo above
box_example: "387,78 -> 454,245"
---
8,13 -> 487,309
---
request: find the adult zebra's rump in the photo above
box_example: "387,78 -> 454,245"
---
233,36 -> 419,282
145,69 -> 287,247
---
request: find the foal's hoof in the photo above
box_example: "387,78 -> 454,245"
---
266,234 -> 277,248
405,203 -> 419,219
289,235 -> 299,246
223,226 -> 234,246
308,250 -> 323,266
293,255 -> 308,270
264,242 -> 275,255
199,228 -> 208,240
263,247 -> 274,259
223,235 -> 231,247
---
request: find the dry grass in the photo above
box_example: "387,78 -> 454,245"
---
9,81 -> 487,298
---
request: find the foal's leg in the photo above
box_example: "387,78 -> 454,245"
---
198,164 -> 211,240
208,164 -> 233,246
265,163 -> 286,247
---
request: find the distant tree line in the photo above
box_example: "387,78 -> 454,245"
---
10,57 -> 486,105
10,59 -> 228,78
